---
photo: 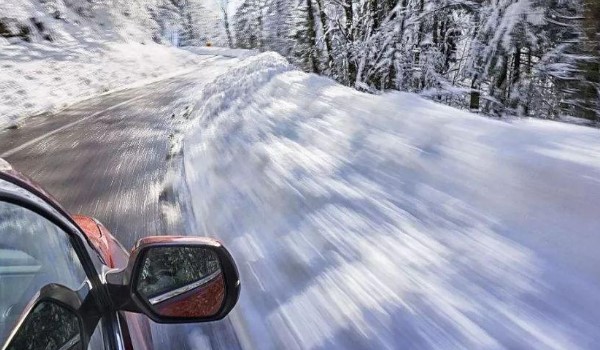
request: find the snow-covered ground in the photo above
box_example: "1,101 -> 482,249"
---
182,53 -> 600,349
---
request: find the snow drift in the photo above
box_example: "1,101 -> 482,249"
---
182,53 -> 600,349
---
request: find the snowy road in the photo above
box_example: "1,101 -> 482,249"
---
0,55 -> 241,349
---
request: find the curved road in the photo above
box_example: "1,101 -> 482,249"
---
0,55 -> 240,349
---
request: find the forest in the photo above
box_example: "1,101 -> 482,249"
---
231,0 -> 600,123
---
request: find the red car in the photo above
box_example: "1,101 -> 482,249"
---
0,159 -> 240,350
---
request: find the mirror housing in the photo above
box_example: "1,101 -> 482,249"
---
106,236 -> 240,324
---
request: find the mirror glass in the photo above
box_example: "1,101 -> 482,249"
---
136,246 -> 225,318
5,300 -> 81,350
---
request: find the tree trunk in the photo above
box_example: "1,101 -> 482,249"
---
371,0 -> 381,31
344,0 -> 353,39
512,46 -> 521,85
510,46 -> 521,110
416,0 -> 426,90
315,0 -> 333,67
256,1 -> 264,49
493,54 -> 509,112
432,15 -> 438,45
221,7 -> 234,48
470,76 -> 480,111
344,0 -> 356,85
580,0 -> 600,121
306,0 -> 320,73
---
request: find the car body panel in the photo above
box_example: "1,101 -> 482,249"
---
73,215 -> 129,269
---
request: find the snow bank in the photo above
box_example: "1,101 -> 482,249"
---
183,46 -> 259,59
183,53 -> 600,349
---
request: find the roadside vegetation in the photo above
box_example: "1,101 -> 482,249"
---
233,0 -> 600,124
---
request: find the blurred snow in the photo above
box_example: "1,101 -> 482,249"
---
182,53 -> 600,349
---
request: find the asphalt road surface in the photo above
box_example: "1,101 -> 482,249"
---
0,55 -> 240,350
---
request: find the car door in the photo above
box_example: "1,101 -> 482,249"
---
0,177 -> 117,350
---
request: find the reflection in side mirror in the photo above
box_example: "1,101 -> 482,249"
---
5,300 -> 82,350
106,236 -> 240,324
135,246 -> 225,319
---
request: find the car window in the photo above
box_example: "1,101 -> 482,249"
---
0,201 -> 88,345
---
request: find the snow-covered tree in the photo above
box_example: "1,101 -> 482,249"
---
262,0 -> 295,56
234,0 -> 265,49
232,0 -> 600,123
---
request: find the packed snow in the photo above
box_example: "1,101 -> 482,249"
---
181,53 -> 600,349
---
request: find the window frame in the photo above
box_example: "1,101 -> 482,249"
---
0,175 -> 124,350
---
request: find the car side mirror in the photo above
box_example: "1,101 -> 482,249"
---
2,284 -> 87,350
106,236 -> 240,323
